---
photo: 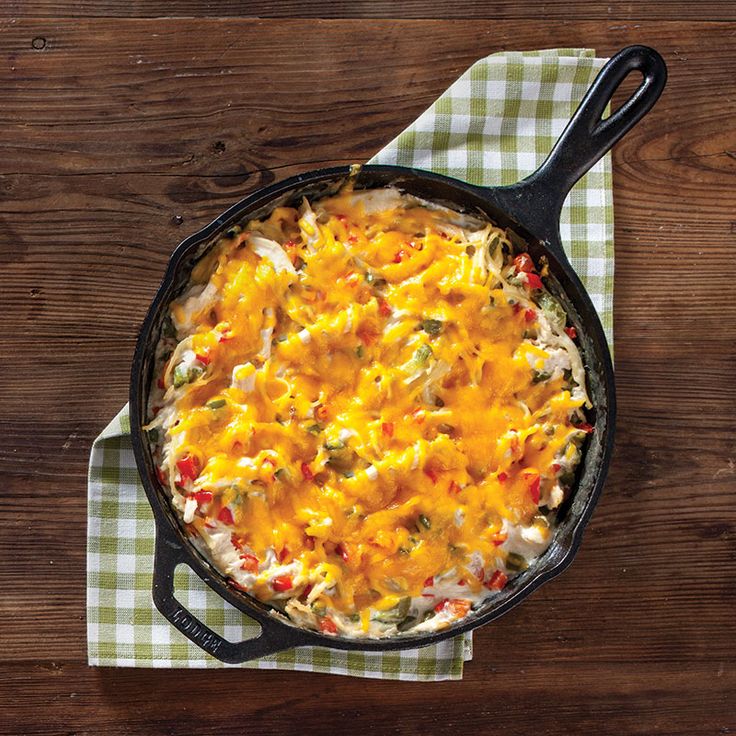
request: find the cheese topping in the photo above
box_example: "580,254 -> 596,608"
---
146,186 -> 592,638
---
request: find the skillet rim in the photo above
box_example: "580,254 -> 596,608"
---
129,162 -> 616,655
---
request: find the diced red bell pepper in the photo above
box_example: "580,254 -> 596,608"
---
278,546 -> 290,563
378,299 -> 392,318
393,249 -> 408,263
497,471 -> 508,483
435,598 -> 471,617
301,462 -> 314,481
217,322 -> 232,343
552,463 -> 561,473
217,506 -> 234,525
524,308 -> 537,323
319,617 -> 338,635
193,490 -> 213,506
565,326 -> 578,339
176,454 -> 200,483
272,575 -> 293,592
529,476 -> 541,504
522,470 -> 541,504
412,408 -> 425,424
195,352 -> 211,365
424,467 -> 439,484
525,273 -> 544,290
300,583 -> 313,601
335,543 -> 349,562
424,576 -> 434,588
513,253 -> 535,273
240,554 -> 259,573
486,570 -> 508,591
381,422 -> 394,438
576,422 -> 595,434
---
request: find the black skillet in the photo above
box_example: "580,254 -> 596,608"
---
130,45 -> 666,663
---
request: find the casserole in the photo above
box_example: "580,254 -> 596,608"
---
146,188 -> 593,638
130,45 -> 666,662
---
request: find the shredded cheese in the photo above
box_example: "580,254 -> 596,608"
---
146,185 -> 592,638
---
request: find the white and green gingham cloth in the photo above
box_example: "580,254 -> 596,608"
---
88,48 -> 614,679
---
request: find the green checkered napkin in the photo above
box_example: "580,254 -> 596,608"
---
88,48 -> 614,679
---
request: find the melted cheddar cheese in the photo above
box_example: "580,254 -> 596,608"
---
147,186 -> 592,638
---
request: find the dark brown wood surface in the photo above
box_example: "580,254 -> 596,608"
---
1,5 -> 735,735
5,0 -> 736,20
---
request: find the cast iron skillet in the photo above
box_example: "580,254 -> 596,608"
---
130,45 -> 666,663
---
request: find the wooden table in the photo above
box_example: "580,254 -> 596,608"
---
3,3 -> 735,734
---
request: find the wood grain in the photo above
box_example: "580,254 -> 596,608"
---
1,12 -> 735,736
4,0 -> 736,20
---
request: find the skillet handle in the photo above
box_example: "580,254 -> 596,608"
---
152,525 -> 303,664
496,45 -> 667,244
534,44 -> 666,204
